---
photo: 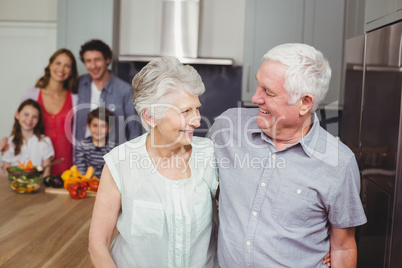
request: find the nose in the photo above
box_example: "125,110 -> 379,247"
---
251,87 -> 264,105
87,60 -> 95,69
27,116 -> 34,125
189,110 -> 201,128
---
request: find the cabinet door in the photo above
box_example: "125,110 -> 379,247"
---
397,0 -> 402,11
57,0 -> 115,74
365,0 -> 395,23
242,0 -> 304,105
119,0 -> 161,57
358,176 -> 392,268
304,0 -> 345,107
242,0 -> 345,107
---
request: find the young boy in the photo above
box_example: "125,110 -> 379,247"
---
75,108 -> 116,178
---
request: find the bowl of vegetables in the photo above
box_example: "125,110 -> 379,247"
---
7,161 -> 43,193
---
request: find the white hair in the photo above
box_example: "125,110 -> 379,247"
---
132,57 -> 205,132
263,43 -> 332,112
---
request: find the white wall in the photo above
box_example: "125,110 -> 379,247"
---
0,0 -> 57,140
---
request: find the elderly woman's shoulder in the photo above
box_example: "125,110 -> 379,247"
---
192,136 -> 215,151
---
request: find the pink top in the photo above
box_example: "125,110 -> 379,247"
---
37,90 -> 73,175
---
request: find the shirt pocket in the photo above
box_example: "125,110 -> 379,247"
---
271,182 -> 318,228
131,200 -> 165,237
194,199 -> 212,236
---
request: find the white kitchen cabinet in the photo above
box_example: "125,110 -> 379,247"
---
57,0 -> 116,74
242,0 -> 345,108
365,0 -> 395,23
242,0 -> 303,105
397,0 -> 402,11
365,0 -> 402,32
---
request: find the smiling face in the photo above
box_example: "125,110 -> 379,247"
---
15,105 -> 40,133
49,53 -> 73,83
82,50 -> 110,82
251,60 -> 302,139
88,118 -> 109,144
152,90 -> 201,148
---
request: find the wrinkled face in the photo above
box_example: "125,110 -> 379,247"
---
15,105 -> 40,133
251,60 -> 301,137
82,50 -> 110,82
152,90 -> 201,147
49,53 -> 73,83
88,118 -> 109,142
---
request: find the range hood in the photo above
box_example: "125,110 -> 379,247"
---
119,0 -> 233,65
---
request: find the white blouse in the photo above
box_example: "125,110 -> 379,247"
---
104,134 -> 219,268
2,135 -> 54,167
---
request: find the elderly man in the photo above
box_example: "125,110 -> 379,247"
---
207,43 -> 367,267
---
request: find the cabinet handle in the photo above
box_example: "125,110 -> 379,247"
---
246,64 -> 251,93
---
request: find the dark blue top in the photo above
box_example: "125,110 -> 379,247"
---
75,72 -> 143,146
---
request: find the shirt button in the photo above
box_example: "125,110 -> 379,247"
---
261,182 -> 266,187
252,211 -> 257,216
297,189 -> 302,194
246,241 -> 251,246
272,154 -> 276,159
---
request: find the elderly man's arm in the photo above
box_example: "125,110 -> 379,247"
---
330,226 -> 357,268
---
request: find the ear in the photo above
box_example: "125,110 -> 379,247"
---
106,58 -> 111,65
299,94 -> 314,116
142,110 -> 155,128
15,111 -> 19,120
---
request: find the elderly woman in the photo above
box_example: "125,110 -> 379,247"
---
88,57 -> 219,267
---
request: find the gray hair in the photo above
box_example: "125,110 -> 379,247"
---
132,57 -> 205,132
263,43 -> 331,112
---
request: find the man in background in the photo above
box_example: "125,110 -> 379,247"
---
75,39 -> 142,147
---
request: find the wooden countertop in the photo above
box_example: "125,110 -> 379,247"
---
0,176 -> 95,267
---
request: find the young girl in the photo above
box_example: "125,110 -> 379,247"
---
2,99 -> 54,177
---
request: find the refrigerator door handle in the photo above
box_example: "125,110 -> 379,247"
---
399,33 -> 402,66
366,66 -> 402,72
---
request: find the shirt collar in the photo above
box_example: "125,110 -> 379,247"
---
250,112 -> 320,157
103,72 -> 114,93
298,113 -> 320,157
83,71 -> 113,93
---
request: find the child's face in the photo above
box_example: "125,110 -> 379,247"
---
88,118 -> 109,142
15,105 -> 40,133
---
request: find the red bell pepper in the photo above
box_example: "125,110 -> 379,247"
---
68,183 -> 87,199
88,180 -> 99,192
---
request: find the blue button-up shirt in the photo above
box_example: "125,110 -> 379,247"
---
75,73 -> 143,146
207,108 -> 367,268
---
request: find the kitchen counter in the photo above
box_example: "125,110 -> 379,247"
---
0,176 -> 95,267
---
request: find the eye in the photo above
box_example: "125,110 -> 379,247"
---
265,89 -> 274,96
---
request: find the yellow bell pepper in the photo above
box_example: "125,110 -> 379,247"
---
61,170 -> 73,181
83,166 -> 95,179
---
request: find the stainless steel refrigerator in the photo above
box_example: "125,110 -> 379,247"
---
341,21 -> 402,267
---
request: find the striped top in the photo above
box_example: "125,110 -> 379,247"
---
75,137 -> 116,178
